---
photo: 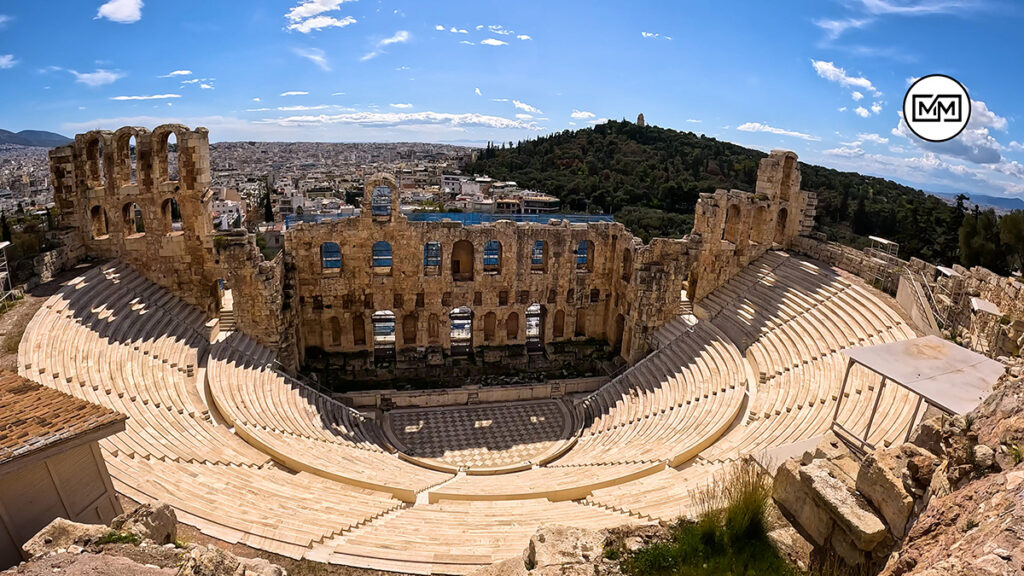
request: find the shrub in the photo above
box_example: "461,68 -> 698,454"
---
96,531 -> 141,546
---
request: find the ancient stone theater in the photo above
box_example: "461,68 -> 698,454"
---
19,125 -> 925,573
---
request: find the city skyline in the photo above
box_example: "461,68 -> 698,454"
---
0,0 -> 1022,198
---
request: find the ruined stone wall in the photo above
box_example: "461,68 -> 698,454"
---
286,174 -> 691,366
688,150 -> 816,300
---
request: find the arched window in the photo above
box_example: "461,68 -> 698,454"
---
753,206 -> 770,243
449,306 -> 472,355
774,208 -> 789,244
428,313 -> 440,343
506,311 -> 519,342
89,205 -> 108,239
483,311 -> 496,342
372,241 -> 392,273
122,203 -> 144,236
612,314 -> 626,355
525,303 -> 545,353
530,240 -> 547,272
553,309 -> 565,339
372,311 -> 396,360
321,242 -> 342,270
371,185 -> 392,219
127,134 -> 138,185
328,317 -> 342,346
352,314 -> 366,346
590,288 -> 600,303
166,132 -> 179,182
780,156 -> 794,201
402,314 -> 418,345
423,241 -> 441,275
574,308 -> 587,337
161,198 -> 183,233
723,204 -> 741,244
483,240 -> 501,274
576,240 -> 594,272
621,248 -> 633,283
451,240 -> 474,281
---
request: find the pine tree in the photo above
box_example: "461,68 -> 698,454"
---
0,211 -> 10,243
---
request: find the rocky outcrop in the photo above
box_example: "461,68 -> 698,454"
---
21,518 -> 110,558
110,503 -> 177,545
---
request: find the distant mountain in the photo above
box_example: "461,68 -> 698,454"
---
0,129 -> 72,147
929,190 -> 1024,213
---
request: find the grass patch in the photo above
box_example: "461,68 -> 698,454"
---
97,531 -> 142,546
622,462 -> 799,576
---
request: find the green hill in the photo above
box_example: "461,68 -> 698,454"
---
466,120 -> 963,265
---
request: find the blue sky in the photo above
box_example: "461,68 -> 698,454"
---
1,0 -> 1023,198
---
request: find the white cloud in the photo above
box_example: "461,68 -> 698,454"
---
487,25 -> 515,35
70,69 -> 125,86
253,97 -> 261,102
515,113 -> 533,120
331,92 -> 345,96
686,118 -> 702,123
449,27 -> 467,33
513,100 -> 542,114
0,54 -> 15,69
200,83 -> 214,90
459,40 -> 475,45
0,15 -> 10,27
858,0 -> 980,15
588,118 -> 610,125
277,105 -> 333,111
180,78 -> 199,84
517,34 -> 531,40
1009,141 -> 1024,152
838,106 -> 848,112
294,47 -> 330,71
871,101 -> 883,114
641,32 -> 658,38
255,110 -> 542,130
96,0 -> 143,23
288,15 -> 355,33
855,106 -> 871,118
570,109 -> 595,119
970,100 -> 1009,131
110,94 -> 181,100
362,30 -> 410,60
814,17 -> 872,40
280,91 -> 309,96
435,24 -> 445,31
390,103 -> 412,109
859,133 -> 889,144
851,91 -> 864,101
285,0 -> 355,22
475,88 -> 482,96
811,59 -> 881,97
736,122 -> 821,141
481,38 -> 508,46
824,146 -> 866,157
893,100 -> 1008,164
159,69 -> 192,78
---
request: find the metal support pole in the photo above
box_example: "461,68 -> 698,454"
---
832,357 -> 854,424
905,395 -> 925,443
863,376 -> 887,451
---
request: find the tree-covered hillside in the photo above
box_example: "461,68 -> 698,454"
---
467,120 -> 963,265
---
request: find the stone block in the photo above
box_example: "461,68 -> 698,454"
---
772,459 -> 834,546
799,460 -> 887,551
856,448 -> 915,539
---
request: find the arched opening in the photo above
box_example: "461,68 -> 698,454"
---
686,270 -> 699,301
372,241 -> 392,274
423,241 -> 441,275
621,249 -> 632,283
352,314 -> 366,346
530,240 -> 547,273
449,306 -> 473,356
161,198 -> 183,234
483,240 -> 501,274
427,313 -> 440,343
371,185 -> 392,219
122,203 -> 144,236
753,206 -> 770,244
483,312 -> 496,342
774,208 -> 789,244
372,310 -> 396,361
328,316 -> 342,347
506,311 -> 519,342
525,304 -> 546,353
553,309 -> 565,339
86,137 -> 104,187
780,156 -> 794,201
574,308 -> 587,337
89,205 -> 108,239
166,132 -> 179,182
320,242 -> 342,270
402,313 -> 418,345
127,135 -> 138,185
576,240 -> 594,272
451,240 -> 474,281
612,314 -> 626,356
589,288 -> 600,303
723,203 -> 741,244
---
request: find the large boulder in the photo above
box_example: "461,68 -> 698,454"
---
799,460 -> 887,551
21,517 -> 110,558
772,459 -> 834,547
523,526 -> 604,576
111,503 -> 177,545
178,544 -> 285,576
856,446 -> 918,539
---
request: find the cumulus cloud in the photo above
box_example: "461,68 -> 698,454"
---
110,94 -> 181,100
390,103 -> 412,109
859,133 -> 889,144
513,100 -> 542,114
824,146 -> 866,157
96,0 -> 143,23
294,47 -> 331,71
571,109 -> 595,119
1010,141 -> 1024,152
481,38 -> 508,46
159,70 -> 192,78
285,0 -> 354,22
70,69 -> 125,86
362,30 -> 410,60
475,88 -> 482,96
811,60 -> 881,97
253,97 -> 261,102
435,24 -> 444,30
0,54 -> 16,69
515,113 -> 533,120
280,90 -> 309,96
517,34 -> 531,40
855,107 -> 870,118
893,100 -> 1008,164
871,101 -> 883,114
255,110 -> 542,130
450,27 -> 468,33
288,15 -> 355,33
851,91 -> 864,101
736,122 -> 821,141
200,83 -> 214,90
641,31 -> 670,39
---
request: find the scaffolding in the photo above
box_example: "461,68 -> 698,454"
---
0,242 -> 11,311
865,236 -> 901,293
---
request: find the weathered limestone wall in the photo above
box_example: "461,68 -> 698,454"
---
688,150 -> 816,301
